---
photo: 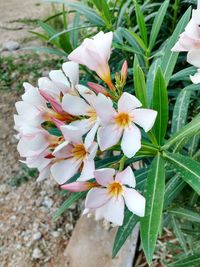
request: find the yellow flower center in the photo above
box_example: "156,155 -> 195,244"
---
115,112 -> 131,128
107,181 -> 123,197
72,144 -> 87,160
87,108 -> 97,123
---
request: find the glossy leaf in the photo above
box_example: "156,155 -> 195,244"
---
152,67 -> 168,144
171,216 -> 188,254
134,1 -> 148,46
169,207 -> 200,223
163,152 -> 200,195
169,254 -> 200,267
140,155 -> 165,264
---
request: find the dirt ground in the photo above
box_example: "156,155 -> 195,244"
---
0,1 -> 80,266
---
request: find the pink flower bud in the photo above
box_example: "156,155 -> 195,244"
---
121,60 -> 128,84
61,181 -> 98,192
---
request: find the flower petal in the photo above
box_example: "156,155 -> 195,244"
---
84,121 -> 99,149
131,108 -> 157,132
61,181 -> 93,192
78,159 -> 95,181
187,50 -> 200,68
97,125 -> 122,151
50,158 -> 81,184
121,124 -> 141,158
190,69 -> 200,84
85,188 -> 109,208
49,69 -> 70,87
76,85 -> 97,106
115,166 -> 136,188
62,61 -> 79,87
118,92 -> 142,113
62,94 -> 90,116
94,168 -> 115,186
60,125 -> 83,143
123,187 -> 145,217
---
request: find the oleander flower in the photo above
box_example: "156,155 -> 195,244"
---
68,31 -> 113,87
84,167 -> 145,225
50,125 -> 98,185
62,85 -> 100,147
95,92 -> 157,158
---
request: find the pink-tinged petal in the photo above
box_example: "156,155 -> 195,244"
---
98,197 -> 125,226
70,119 -> 91,135
52,141 -> 72,158
97,125 -> 122,151
193,9 -> 200,25
25,150 -> 52,170
76,85 -> 97,106
23,82 -> 37,92
87,82 -> 108,95
118,92 -> 142,113
78,159 -> 95,181
15,101 -> 42,122
85,188 -> 109,208
93,31 -> 113,61
115,166 -> 136,188
62,94 -> 90,116
121,124 -> 141,158
51,158 -> 81,184
61,181 -> 94,192
171,41 -> 187,52
187,50 -> 200,68
94,168 -> 115,186
51,117 -> 65,130
60,125 -> 83,143
37,165 -> 51,182
87,142 -> 98,160
49,70 -> 70,87
131,108 -> 157,132
190,69 -> 200,84
39,89 -> 63,114
123,187 -> 145,217
22,85 -> 45,106
62,61 -> 79,87
178,33 -> 200,51
185,17 -> 200,40
38,77 -> 61,99
93,93 -> 116,124
84,122 -> 99,149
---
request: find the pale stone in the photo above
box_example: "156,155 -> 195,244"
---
63,216 -> 139,267
2,41 -> 20,51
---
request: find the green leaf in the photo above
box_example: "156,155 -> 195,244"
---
171,88 -> 192,134
171,216 -> 188,254
163,152 -> 200,195
112,210 -> 138,258
171,66 -> 196,81
38,20 -> 60,46
152,67 -> 168,145
162,114 -> 200,150
134,1 -> 148,46
120,28 -> 144,54
134,56 -> 148,108
168,253 -> 200,267
53,192 -> 86,221
169,207 -> 200,223
140,155 -> 165,264
22,46 -> 67,57
160,7 -> 191,84
148,0 -> 169,51
92,0 -> 112,27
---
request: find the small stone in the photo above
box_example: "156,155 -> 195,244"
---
42,196 -> 53,209
33,232 -> 42,241
3,41 -> 20,51
51,231 -> 60,238
32,248 -> 43,259
65,223 -> 73,232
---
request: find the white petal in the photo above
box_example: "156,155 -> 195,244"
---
115,166 -> 136,187
49,69 -> 70,87
15,101 -> 42,121
84,121 -> 99,148
94,31 -> 113,61
121,124 -> 141,158
62,94 -> 90,116
52,141 -> 72,158
131,108 -> 157,132
60,125 -> 83,143
190,69 -> 200,84
97,125 -> 122,151
94,93 -> 116,124
187,50 -> 200,68
22,87 -> 45,106
38,77 -> 60,99
78,159 -> 95,181
51,158 -> 81,184
94,168 -> 115,186
37,166 -> 51,182
123,187 -> 145,217
98,197 -> 125,226
85,188 -> 109,208
70,119 -> 91,135
87,142 -> 98,160
118,92 -> 142,113
76,85 -> 97,106
62,61 -> 79,87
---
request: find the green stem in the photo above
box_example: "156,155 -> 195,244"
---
147,131 -> 158,146
172,0 -> 179,32
119,155 -> 127,171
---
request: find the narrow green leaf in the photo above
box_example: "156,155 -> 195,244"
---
134,56 -> 148,107
163,152 -> 200,195
140,155 -> 165,264
149,0 -> 169,51
171,216 -> 188,254
120,28 -> 144,54
169,253 -> 200,267
112,210 -> 138,258
53,192 -> 86,221
22,46 -> 67,57
92,0 -> 112,27
160,7 -> 191,84
171,88 -> 192,134
152,67 -> 168,145
134,1 -> 148,46
169,207 -> 200,223
171,66 -> 196,81
162,114 -> 200,150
